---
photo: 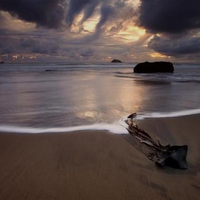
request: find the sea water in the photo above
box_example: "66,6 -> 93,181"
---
0,62 -> 200,134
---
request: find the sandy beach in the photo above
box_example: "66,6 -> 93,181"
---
0,114 -> 200,200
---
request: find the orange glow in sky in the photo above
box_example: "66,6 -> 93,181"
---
150,52 -> 169,58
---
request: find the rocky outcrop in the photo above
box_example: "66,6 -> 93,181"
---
134,61 -> 174,73
111,59 -> 122,63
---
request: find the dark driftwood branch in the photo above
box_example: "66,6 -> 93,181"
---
125,113 -> 188,169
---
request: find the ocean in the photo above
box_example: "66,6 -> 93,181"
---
0,62 -> 200,134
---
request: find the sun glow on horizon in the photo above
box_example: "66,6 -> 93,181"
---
150,52 -> 169,58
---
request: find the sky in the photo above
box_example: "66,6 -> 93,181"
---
0,0 -> 200,63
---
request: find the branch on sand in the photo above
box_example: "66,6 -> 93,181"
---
125,113 -> 188,169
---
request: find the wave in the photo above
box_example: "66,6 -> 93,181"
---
1,108 -> 200,135
0,121 -> 129,135
135,108 -> 200,119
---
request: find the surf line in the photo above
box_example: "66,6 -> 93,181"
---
136,108 -> 200,119
0,122 -> 128,135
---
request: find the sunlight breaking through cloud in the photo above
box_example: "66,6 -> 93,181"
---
0,0 -> 200,63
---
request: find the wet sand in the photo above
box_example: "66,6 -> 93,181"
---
0,114 -> 200,200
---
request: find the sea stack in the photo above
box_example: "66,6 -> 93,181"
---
134,61 -> 174,73
111,59 -> 122,63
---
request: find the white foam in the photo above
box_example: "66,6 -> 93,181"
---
0,121 -> 129,135
1,108 -> 200,135
135,108 -> 200,120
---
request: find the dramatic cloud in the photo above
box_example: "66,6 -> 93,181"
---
1,0 -> 200,63
95,3 -> 115,34
139,0 -> 200,34
66,0 -> 100,27
0,0 -> 137,33
0,0 -> 66,28
137,0 -> 200,61
149,35 -> 200,56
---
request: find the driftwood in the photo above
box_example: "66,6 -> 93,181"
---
125,113 -> 188,169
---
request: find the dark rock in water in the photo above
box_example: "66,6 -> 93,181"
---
111,59 -> 122,63
45,69 -> 55,72
134,61 -> 174,73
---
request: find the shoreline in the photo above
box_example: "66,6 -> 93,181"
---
0,114 -> 200,199
1,108 -> 200,135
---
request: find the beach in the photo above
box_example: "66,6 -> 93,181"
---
1,1 -> 200,198
1,114 -> 200,200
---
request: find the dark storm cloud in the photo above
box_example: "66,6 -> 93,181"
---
0,0 -> 66,28
139,0 -> 200,34
96,4 -> 114,33
66,0 -> 118,33
66,0 -> 100,27
0,0 -> 136,33
79,1 -> 99,25
149,35 -> 200,56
